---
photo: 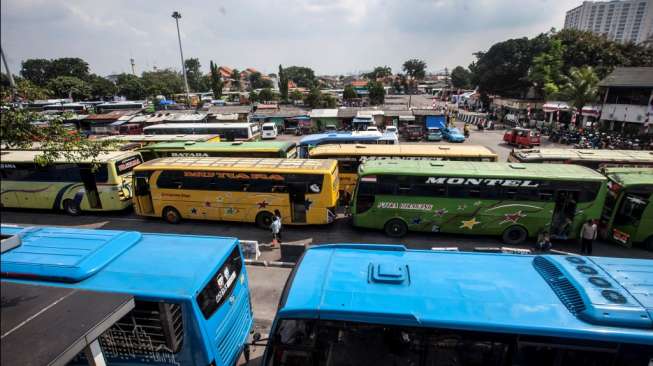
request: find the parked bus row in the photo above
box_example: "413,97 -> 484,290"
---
1,147 -> 652,248
2,226 -> 651,365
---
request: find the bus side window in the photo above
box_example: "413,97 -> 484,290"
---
156,170 -> 184,189
615,193 -> 649,225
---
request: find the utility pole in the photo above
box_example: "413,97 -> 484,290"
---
0,46 -> 17,101
130,58 -> 136,75
172,11 -> 191,107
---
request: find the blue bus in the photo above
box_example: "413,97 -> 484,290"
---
264,244 -> 653,365
0,226 -> 253,366
298,131 -> 398,158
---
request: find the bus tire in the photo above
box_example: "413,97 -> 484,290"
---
384,219 -> 408,238
63,199 -> 81,216
255,211 -> 274,229
502,226 -> 528,245
163,207 -> 182,224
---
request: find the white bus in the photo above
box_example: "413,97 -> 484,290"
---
143,123 -> 261,141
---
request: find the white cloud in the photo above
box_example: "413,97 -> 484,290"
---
1,0 -> 581,76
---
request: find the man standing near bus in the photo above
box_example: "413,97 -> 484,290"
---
580,219 -> 598,255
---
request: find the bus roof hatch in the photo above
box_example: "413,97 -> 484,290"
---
1,226 -> 141,283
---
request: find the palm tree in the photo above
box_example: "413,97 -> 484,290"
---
558,66 -> 600,126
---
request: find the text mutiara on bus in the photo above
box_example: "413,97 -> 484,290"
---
425,177 -> 540,187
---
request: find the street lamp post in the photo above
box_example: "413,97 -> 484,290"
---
172,11 -> 191,107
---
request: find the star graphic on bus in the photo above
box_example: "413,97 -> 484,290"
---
304,199 -> 313,210
460,217 -> 481,229
257,200 -> 269,209
204,201 -> 211,207
457,204 -> 467,211
500,210 -> 526,225
411,217 -> 422,225
190,208 -> 197,214
433,208 -> 448,217
473,201 -> 482,206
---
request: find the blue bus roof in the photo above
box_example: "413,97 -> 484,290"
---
299,132 -> 382,145
280,244 -> 653,345
1,226 -> 239,300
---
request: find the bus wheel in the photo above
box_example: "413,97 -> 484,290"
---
502,226 -> 527,245
384,219 -> 408,238
63,199 -> 80,216
163,207 -> 182,224
255,211 -> 273,229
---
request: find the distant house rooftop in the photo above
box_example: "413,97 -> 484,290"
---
599,67 -> 653,88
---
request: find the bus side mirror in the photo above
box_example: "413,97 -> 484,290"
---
253,332 -> 261,342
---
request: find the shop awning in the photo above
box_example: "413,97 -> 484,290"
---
543,101 -> 570,112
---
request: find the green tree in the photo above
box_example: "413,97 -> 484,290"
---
184,58 -> 208,92
248,72 -> 273,90
450,66 -> 472,89
46,76 -> 91,100
321,93 -> 337,108
556,66 -> 600,118
231,69 -> 241,90
258,88 -> 275,102
209,61 -> 224,99
15,79 -> 50,101
141,69 -> 184,97
278,65 -> 289,102
289,89 -> 303,102
304,87 -> 322,108
87,74 -> 117,100
284,66 -> 316,88
115,74 -> 146,100
343,84 -> 357,100
528,38 -> 565,98
402,59 -> 427,80
367,80 -> 385,105
20,59 -> 52,86
49,58 -> 90,80
248,90 -> 259,103
364,66 -> 392,80
0,108 -> 116,165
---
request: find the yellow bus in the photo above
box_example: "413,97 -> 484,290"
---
0,150 -> 143,215
132,157 -> 339,227
308,144 -> 498,200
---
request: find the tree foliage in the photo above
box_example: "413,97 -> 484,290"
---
46,76 -> 91,100
278,65 -> 289,102
248,72 -> 273,90
304,87 -> 322,108
184,58 -> 208,92
556,66 -> 600,113
450,66 -> 472,89
284,66 -> 316,88
141,69 -> 184,97
0,109 -> 116,165
343,84 -> 357,100
115,74 -> 146,100
528,38 -> 565,98
258,88 -> 275,102
367,81 -> 385,105
231,69 -> 241,90
209,61 -> 224,99
364,66 -> 392,80
402,59 -> 427,80
289,89 -> 303,102
20,58 -> 90,86
87,74 -> 117,100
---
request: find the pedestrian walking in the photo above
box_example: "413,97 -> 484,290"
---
270,214 -> 282,246
274,209 -> 282,242
580,219 -> 598,255
536,230 -> 552,252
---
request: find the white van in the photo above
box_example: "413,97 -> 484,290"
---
262,122 -> 278,139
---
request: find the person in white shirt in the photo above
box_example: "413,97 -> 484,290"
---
580,219 -> 598,255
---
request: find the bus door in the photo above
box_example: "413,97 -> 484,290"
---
609,189 -> 651,246
551,190 -> 579,239
288,183 -> 307,223
134,171 -> 154,215
79,167 -> 102,209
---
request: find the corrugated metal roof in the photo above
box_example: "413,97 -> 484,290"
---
599,67 -> 653,88
309,109 -> 338,118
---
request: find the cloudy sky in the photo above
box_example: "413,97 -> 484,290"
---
1,0 -> 579,77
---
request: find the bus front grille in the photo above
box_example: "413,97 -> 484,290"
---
215,290 -> 252,365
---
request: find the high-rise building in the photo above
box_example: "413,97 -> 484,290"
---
564,0 -> 653,44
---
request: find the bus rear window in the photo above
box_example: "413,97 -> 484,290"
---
196,246 -> 242,319
115,155 -> 143,175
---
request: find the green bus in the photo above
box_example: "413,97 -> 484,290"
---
137,141 -> 297,161
351,160 -> 608,244
600,168 -> 653,250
